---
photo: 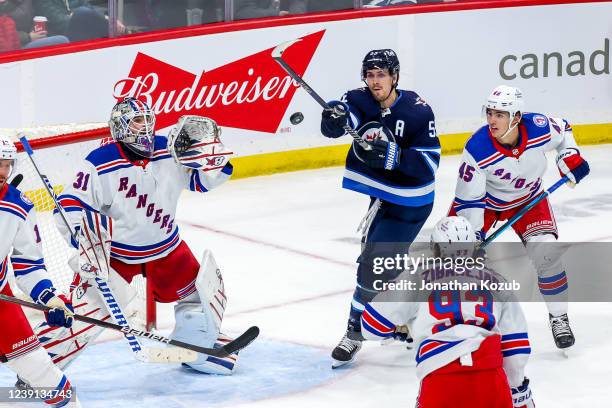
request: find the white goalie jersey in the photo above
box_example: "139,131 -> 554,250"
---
450,113 -> 578,232
55,136 -> 233,263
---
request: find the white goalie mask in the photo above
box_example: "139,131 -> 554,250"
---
0,136 -> 17,180
167,115 -> 232,171
109,97 -> 156,158
430,216 -> 477,258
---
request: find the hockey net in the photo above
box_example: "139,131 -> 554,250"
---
4,124 -> 156,330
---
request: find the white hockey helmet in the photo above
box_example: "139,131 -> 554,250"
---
483,85 -> 524,119
109,97 -> 156,158
0,135 -> 17,161
430,216 -> 476,257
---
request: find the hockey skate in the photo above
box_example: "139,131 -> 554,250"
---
549,313 -> 575,349
331,331 -> 362,369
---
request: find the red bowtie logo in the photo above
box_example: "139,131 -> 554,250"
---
113,30 -> 325,133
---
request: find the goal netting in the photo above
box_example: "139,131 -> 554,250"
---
3,124 -> 155,329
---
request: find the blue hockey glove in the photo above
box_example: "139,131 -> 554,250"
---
357,139 -> 400,170
511,377 -> 535,408
321,101 -> 349,138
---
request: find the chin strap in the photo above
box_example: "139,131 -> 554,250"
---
495,113 -> 522,145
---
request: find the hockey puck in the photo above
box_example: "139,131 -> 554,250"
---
290,112 -> 304,125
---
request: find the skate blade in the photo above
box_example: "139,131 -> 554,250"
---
331,357 -> 355,369
559,346 -> 574,358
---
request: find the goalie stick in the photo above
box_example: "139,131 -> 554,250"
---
271,39 -> 371,150
480,176 -> 570,248
18,135 -> 259,363
0,294 -> 259,358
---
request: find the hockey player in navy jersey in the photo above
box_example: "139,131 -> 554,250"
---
0,136 -> 80,407
30,98 -> 240,374
362,216 -> 535,408
320,49 -> 440,367
450,85 -> 590,349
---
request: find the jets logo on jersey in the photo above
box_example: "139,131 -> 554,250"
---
533,115 -> 548,127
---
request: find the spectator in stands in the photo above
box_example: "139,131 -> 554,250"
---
0,0 -> 68,50
146,0 -> 223,30
32,0 -> 125,42
235,0 -> 307,20
307,0 -> 354,12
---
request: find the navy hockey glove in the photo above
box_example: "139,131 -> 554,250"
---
357,139 -> 401,170
556,148 -> 589,185
321,101 -> 349,138
41,292 -> 74,328
511,377 -> 535,408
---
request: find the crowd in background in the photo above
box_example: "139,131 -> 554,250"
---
1,0 -> 463,53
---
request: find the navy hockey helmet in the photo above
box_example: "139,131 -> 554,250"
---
361,49 -> 400,83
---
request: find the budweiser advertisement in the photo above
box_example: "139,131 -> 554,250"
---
112,31 -> 325,133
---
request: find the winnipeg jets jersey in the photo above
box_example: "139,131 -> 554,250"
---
56,136 -> 232,264
361,267 -> 530,385
323,88 -> 440,207
451,113 -> 577,232
0,183 -> 54,302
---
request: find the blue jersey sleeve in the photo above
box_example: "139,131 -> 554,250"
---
397,106 -> 440,182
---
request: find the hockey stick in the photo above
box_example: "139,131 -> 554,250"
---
0,294 -> 259,358
18,136 -> 259,363
271,39 -> 371,150
17,135 -> 152,361
480,176 -> 570,249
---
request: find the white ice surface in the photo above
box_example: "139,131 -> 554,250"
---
2,144 -> 612,407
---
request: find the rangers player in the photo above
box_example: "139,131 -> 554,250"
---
31,98 -> 239,374
0,136 -> 78,407
449,85 -> 590,349
362,216 -> 535,408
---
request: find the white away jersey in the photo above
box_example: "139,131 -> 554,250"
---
0,183 -> 54,302
361,267 -> 530,386
55,136 -> 232,263
451,113 -> 577,232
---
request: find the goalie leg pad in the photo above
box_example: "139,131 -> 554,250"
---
170,249 -> 238,375
34,269 -> 138,369
525,234 -> 569,316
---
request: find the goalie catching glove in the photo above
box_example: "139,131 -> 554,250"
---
168,115 -> 233,172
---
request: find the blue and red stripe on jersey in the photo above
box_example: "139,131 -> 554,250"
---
416,338 -> 464,365
0,200 -> 28,220
484,188 -> 541,211
452,197 -> 486,212
44,375 -> 72,407
538,271 -> 568,296
361,303 -> 396,339
0,258 -> 8,289
525,133 -> 551,151
11,257 -> 45,276
501,333 -> 531,357
110,227 -> 180,262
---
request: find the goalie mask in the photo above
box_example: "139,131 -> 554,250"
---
109,97 -> 156,158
